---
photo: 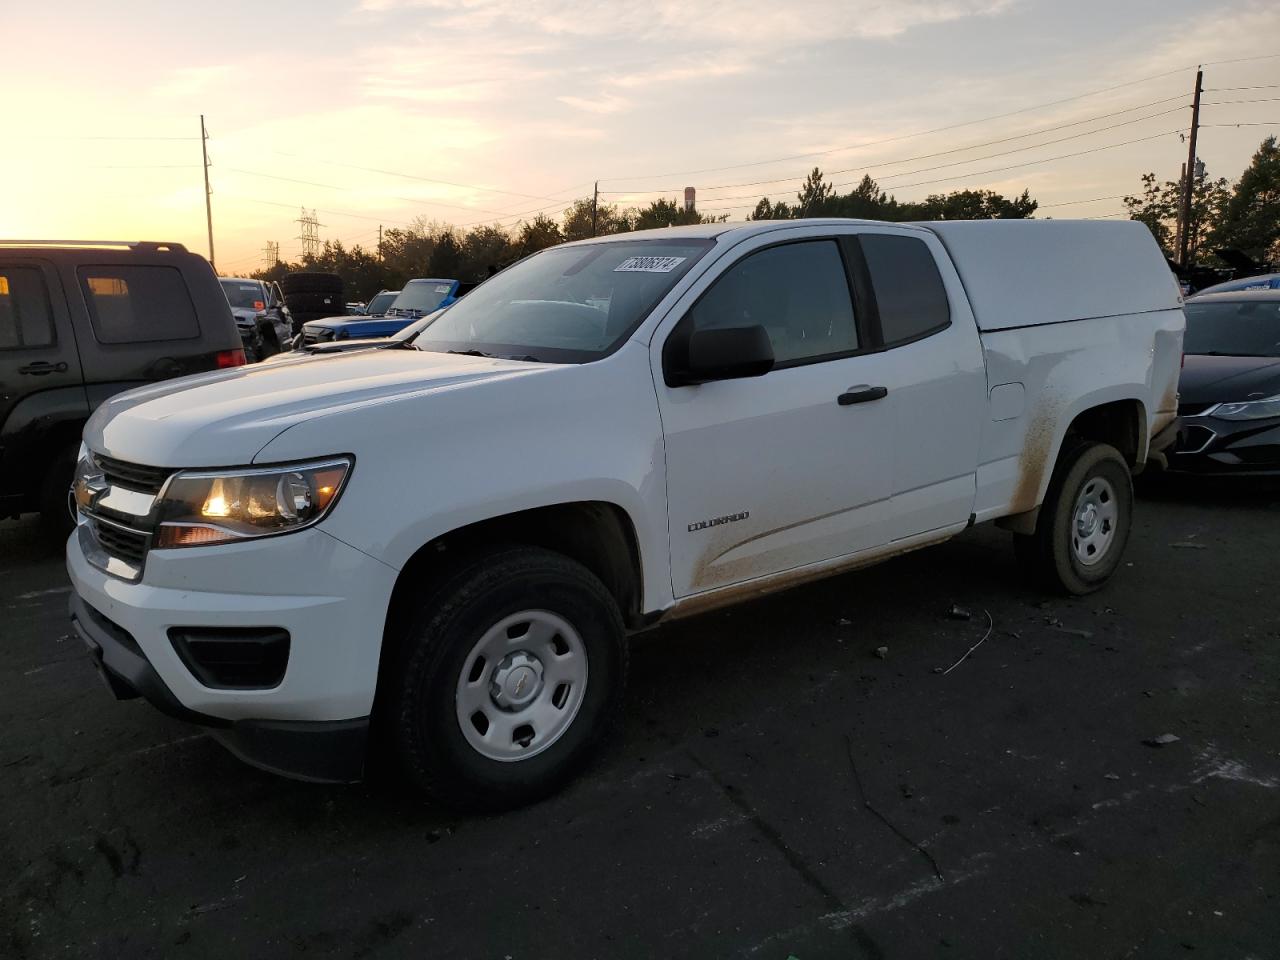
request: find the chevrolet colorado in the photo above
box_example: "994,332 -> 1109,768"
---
66,219 -> 1183,809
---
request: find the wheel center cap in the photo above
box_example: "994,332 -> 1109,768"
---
1077,503 -> 1098,536
490,651 -> 544,710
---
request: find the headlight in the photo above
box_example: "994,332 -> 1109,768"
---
1207,395 -> 1280,421
154,457 -> 352,548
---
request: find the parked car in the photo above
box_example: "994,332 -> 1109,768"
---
271,306 -> 442,361
0,240 -> 242,534
1193,272 -> 1280,296
280,271 -> 345,335
218,277 -> 292,362
1170,289 -> 1280,474
67,219 -> 1182,808
301,279 -> 465,345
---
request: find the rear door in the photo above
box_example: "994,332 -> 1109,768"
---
66,253 -> 237,406
0,258 -> 88,496
0,258 -> 86,433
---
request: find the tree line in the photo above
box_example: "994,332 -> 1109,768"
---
1124,135 -> 1280,267
248,135 -> 1278,301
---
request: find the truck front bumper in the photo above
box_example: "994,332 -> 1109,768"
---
66,526 -> 399,782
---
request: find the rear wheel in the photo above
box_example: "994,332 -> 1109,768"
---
1014,442 -> 1133,595
389,547 -> 628,811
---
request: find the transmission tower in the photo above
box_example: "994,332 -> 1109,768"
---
295,208 -> 323,259
261,241 -> 280,269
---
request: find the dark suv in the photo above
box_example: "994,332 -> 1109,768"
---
0,241 -> 242,533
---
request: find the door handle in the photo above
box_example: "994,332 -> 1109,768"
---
837,385 -> 888,405
18,361 -> 68,376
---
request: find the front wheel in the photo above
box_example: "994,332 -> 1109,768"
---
1014,442 -> 1133,595
389,547 -> 628,811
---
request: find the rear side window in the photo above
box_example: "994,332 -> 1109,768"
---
78,265 -> 199,344
861,234 -> 950,345
0,266 -> 54,350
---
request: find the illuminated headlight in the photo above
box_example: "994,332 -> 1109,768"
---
1207,395 -> 1280,421
154,457 -> 352,548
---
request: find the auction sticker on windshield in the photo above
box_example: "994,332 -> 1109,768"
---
615,256 -> 687,273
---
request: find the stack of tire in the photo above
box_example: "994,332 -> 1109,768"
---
281,272 -> 345,337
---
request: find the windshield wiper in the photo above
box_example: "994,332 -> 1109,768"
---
447,349 -> 494,358
380,339 -> 419,350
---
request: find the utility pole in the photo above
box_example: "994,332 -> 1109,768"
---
1177,69 -> 1203,268
260,241 -> 279,270
591,181 -> 599,237
1173,161 -> 1187,261
377,224 -> 383,260
200,114 -> 215,271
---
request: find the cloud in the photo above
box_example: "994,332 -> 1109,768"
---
155,64 -> 234,100
355,0 -> 1015,45
556,92 -> 629,114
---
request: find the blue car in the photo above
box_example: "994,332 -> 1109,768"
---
301,280 -> 463,344
1195,272 -> 1280,296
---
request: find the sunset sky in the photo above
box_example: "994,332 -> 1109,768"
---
4,0 -> 1278,274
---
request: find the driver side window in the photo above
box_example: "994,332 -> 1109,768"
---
687,240 -> 858,365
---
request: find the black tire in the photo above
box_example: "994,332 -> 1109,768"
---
281,272 -> 344,296
1014,442 -> 1133,595
38,443 -> 78,539
283,292 -> 344,314
389,547 -> 627,811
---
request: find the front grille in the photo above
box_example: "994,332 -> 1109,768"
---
92,518 -> 148,565
95,455 -> 172,495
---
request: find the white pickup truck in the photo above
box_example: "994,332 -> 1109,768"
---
67,218 -> 1184,808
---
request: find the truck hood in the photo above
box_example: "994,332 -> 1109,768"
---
86,348 -> 548,467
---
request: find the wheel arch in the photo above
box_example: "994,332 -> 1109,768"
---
999,392 -> 1147,535
381,499 -> 647,646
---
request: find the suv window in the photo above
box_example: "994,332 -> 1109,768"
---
860,234 -> 950,345
687,240 -> 857,364
79,265 -> 199,344
0,266 -> 54,350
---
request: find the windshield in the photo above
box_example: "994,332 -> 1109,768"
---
220,279 -> 266,310
389,280 -> 455,316
411,239 -> 712,362
1184,300 -> 1280,357
366,291 -> 398,315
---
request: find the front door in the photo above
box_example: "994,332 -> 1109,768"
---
654,231 -> 895,597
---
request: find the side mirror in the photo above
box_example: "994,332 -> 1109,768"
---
667,325 -> 774,386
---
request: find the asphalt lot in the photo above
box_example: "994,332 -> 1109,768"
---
2,476 -> 1278,959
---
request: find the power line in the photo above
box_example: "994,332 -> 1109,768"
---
229,196 -> 416,226
1201,98 -> 1280,107
600,96 -> 1190,197
697,128 -> 1186,211
267,151 -> 581,204
858,128 -> 1185,193
1204,85 -> 1280,92
601,64 -> 1197,183
219,167 -> 520,218
1199,121 -> 1280,128
31,135 -> 200,141
1038,194 -> 1128,208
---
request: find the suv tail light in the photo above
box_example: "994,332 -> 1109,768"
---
216,348 -> 246,368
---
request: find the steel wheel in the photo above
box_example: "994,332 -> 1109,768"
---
454,609 -> 589,762
1071,476 -> 1118,566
